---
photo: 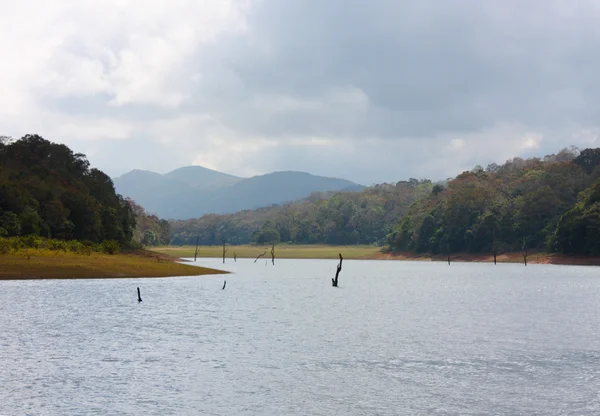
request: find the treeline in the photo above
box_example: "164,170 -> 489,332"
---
387,147 -> 600,255
170,180 -> 433,245
0,135 -> 136,248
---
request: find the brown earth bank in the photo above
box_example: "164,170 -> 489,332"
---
374,250 -> 600,266
0,249 -> 227,280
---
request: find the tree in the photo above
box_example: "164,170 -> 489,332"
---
0,211 -> 21,236
0,134 -> 137,245
574,148 -> 600,174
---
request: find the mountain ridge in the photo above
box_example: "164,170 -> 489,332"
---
113,165 -> 363,219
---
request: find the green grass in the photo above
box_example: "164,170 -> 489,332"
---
0,249 -> 227,280
151,244 -> 384,260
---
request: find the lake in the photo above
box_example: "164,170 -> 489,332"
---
1,259 -> 600,415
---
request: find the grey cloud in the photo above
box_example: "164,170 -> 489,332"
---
195,0 -> 600,138
9,0 -> 600,184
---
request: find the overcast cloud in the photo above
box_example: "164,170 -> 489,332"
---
1,0 -> 600,184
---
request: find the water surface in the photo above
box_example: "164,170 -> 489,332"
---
1,259 -> 599,415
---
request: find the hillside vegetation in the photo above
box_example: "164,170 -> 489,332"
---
170,179 -> 433,245
0,135 -> 135,246
387,147 -> 600,255
171,146 -> 600,257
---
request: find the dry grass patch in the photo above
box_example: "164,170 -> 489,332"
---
0,249 -> 227,280
152,244 -> 383,260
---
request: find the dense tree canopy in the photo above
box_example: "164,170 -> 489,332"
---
0,135 -> 135,245
387,147 -> 600,255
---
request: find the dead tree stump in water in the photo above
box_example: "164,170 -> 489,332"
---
222,281 -> 226,290
234,252 -> 237,262
254,250 -> 267,263
332,253 -> 343,287
194,235 -> 200,262
523,238 -> 528,266
222,242 -> 228,264
271,245 -> 275,265
137,287 -> 142,302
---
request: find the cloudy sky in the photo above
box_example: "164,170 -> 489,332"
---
1,0 -> 600,185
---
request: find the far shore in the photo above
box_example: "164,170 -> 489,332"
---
151,244 -> 600,266
0,249 -> 228,280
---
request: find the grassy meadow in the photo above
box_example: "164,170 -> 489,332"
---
151,244 -> 384,260
149,244 -> 600,266
0,249 -> 227,280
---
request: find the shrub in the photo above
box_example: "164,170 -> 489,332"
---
47,239 -> 68,252
21,235 -> 42,249
0,238 -> 10,254
100,240 -> 120,255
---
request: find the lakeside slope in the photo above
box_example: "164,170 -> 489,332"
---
150,245 -> 600,266
0,249 -> 227,280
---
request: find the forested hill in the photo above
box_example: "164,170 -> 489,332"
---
170,179 -> 434,245
171,146 -> 600,256
0,135 -> 135,245
387,147 -> 600,255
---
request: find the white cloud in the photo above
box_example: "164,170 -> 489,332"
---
1,0 -> 600,185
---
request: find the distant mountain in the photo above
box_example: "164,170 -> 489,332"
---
113,166 -> 363,219
164,166 -> 242,191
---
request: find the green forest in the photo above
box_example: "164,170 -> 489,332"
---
3,134 -> 600,257
172,146 -> 600,256
0,134 -> 173,253
0,135 -> 135,246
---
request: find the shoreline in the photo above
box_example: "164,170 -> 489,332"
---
372,251 -> 600,266
0,249 -> 228,280
152,245 -> 600,266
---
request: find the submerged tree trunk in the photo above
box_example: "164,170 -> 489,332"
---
137,287 -> 142,302
254,250 -> 267,263
234,252 -> 237,262
523,238 -> 528,266
271,245 -> 275,265
222,280 -> 226,290
332,253 -> 343,287
222,242 -> 228,264
493,232 -> 497,265
194,235 -> 200,262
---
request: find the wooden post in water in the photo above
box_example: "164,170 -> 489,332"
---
194,235 -> 200,262
222,281 -> 226,290
271,245 -> 275,265
137,287 -> 142,302
332,253 -> 343,287
493,249 -> 497,265
222,242 -> 228,264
